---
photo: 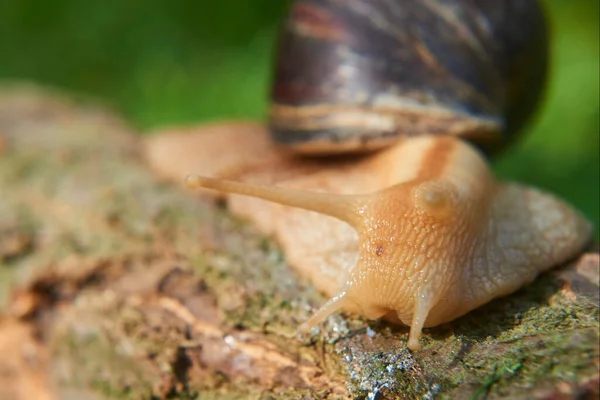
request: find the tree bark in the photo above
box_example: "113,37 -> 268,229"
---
0,85 -> 598,399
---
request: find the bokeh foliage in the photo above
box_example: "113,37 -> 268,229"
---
1,0 -> 598,234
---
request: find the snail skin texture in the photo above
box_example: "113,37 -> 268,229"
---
144,124 -> 592,351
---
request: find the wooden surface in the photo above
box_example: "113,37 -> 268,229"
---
0,86 -> 598,399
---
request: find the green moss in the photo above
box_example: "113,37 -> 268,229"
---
52,328 -> 156,399
89,380 -> 138,400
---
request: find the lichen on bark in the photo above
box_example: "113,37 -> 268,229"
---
0,85 -> 597,400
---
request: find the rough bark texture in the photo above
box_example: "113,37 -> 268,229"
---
0,85 -> 598,399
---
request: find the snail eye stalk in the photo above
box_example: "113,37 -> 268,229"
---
185,174 -> 369,229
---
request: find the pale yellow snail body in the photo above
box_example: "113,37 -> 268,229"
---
175,0 -> 594,350
185,133 -> 591,350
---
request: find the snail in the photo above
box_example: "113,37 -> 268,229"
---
145,0 -> 594,351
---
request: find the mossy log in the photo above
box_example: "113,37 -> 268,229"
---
0,85 -> 598,400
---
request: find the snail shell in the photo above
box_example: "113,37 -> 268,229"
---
269,0 -> 548,155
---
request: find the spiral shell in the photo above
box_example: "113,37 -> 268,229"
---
269,0 -> 548,155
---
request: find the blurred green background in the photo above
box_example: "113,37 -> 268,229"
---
1,0 -> 598,235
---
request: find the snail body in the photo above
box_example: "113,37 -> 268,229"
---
185,134 -> 591,350
178,0 -> 592,351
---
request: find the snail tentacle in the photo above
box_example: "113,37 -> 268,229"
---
185,174 -> 369,228
299,291 -> 349,334
407,289 -> 437,351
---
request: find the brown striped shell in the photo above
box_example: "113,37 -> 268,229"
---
269,0 -> 548,155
